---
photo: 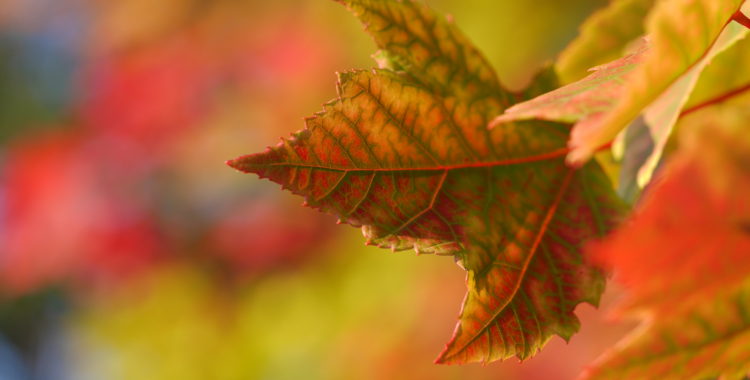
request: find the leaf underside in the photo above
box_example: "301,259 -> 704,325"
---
229,0 -> 622,364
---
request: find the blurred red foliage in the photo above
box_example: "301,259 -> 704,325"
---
590,122 -> 750,313
0,3 -> 345,295
80,37 -> 217,153
0,131 -> 163,294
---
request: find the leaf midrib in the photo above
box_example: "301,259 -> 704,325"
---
243,147 -> 570,173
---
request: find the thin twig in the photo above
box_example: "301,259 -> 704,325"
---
680,82 -> 750,116
732,10 -> 750,30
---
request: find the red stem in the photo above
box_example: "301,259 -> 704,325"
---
680,82 -> 750,117
732,10 -> 750,30
596,141 -> 613,152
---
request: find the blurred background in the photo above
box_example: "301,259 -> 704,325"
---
0,0 -> 633,379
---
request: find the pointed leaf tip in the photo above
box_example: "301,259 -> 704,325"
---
225,153 -> 259,174
226,157 -> 244,172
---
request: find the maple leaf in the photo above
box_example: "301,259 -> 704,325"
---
582,116 -> 750,380
497,0 -> 750,199
228,0 -> 623,364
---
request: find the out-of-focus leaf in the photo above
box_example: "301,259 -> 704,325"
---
583,110 -> 750,380
497,0 -> 749,194
614,14 -> 748,193
615,21 -> 750,201
493,42 -> 647,134
566,0 -> 748,164
582,279 -> 750,380
593,118 -> 750,312
556,0 -> 655,84
686,35 -> 750,109
613,117 -> 652,201
499,0 -> 747,163
230,0 -> 623,364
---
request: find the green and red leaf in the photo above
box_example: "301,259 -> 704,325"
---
229,0 -> 623,364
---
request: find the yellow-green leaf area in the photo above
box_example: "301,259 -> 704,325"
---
556,0 -> 656,83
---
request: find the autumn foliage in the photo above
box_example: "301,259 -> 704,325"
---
230,0 -> 750,378
1,0 -> 750,378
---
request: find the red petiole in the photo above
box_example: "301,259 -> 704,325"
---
732,10 -> 750,29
